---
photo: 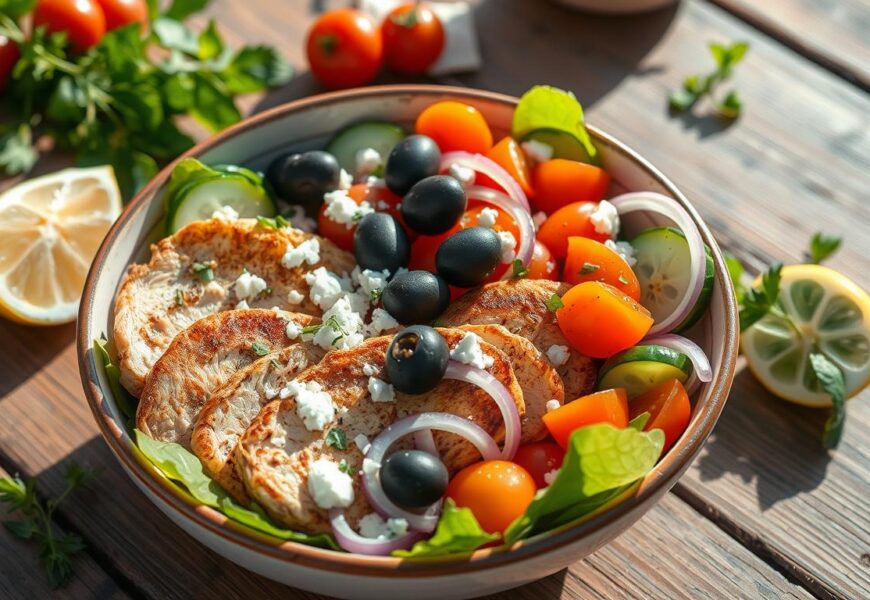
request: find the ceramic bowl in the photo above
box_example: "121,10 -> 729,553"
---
550,0 -> 678,14
78,85 -> 738,600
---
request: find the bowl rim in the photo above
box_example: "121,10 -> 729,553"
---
77,84 -> 739,577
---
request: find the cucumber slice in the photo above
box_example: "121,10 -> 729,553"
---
521,129 -> 598,165
631,227 -> 714,333
326,121 -> 405,173
599,344 -> 692,398
167,174 -> 276,233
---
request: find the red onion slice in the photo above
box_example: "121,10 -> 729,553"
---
329,509 -> 423,555
645,334 -> 713,395
441,151 -> 530,212
444,361 -> 522,460
610,192 -> 706,335
465,186 -> 535,272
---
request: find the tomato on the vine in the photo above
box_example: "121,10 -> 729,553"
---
0,36 -> 20,93
306,9 -> 383,89
95,0 -> 147,32
33,0 -> 107,52
381,2 -> 444,75
513,442 -> 564,488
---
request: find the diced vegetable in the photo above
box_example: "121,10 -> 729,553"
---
543,389 -> 629,448
416,101 -> 493,154
446,460 -> 536,534
629,379 -> 691,452
537,201 -> 610,259
325,120 -> 405,173
532,159 -> 610,214
599,344 -> 692,398
563,236 -> 640,300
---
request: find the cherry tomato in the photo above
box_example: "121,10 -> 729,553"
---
532,159 -> 610,214
416,101 -> 493,154
409,227 -> 458,273
306,9 -> 383,89
630,379 -> 691,452
513,442 -> 564,488
381,3 -> 444,75
563,237 -> 640,300
478,137 -> 534,197
0,36 -> 20,93
556,281 -> 653,358
537,201 -> 610,259
94,0 -> 147,31
543,389 -> 629,448
525,239 -> 557,280
34,0 -> 107,52
446,460 -> 536,534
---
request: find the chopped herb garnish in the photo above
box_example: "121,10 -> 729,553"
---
256,215 -> 290,230
269,359 -> 282,370
806,232 -> 842,265
175,289 -> 184,306
251,341 -> 270,356
352,211 -> 365,223
370,288 -> 382,303
545,294 -> 564,312
191,262 -> 214,283
512,259 -> 529,279
301,315 -> 348,345
338,459 -> 354,475
618,274 -> 629,285
669,41 -> 749,118
579,262 -> 600,275
325,428 -> 348,450
739,262 -> 782,331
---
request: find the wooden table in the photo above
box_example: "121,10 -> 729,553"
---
1,0 -> 868,598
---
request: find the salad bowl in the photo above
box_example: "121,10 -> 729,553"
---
78,85 -> 738,599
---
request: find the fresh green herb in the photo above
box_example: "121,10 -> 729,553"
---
325,428 -> 348,450
579,262 -> 600,275
0,462 -> 96,588
250,341 -> 270,356
512,259 -> 529,279
370,288 -> 382,303
545,294 -> 564,312
618,274 -> 629,285
627,411 -> 651,431
393,499 -> 498,558
739,262 -> 783,331
302,315 -> 348,343
806,232 -> 842,265
723,252 -> 746,302
191,261 -> 214,283
256,214 -> 289,230
93,337 -> 137,420
269,359 -> 282,370
352,211 -> 366,223
808,352 -> 846,449
175,289 -> 185,306
669,41 -> 749,118
512,85 -> 598,163
338,459 -> 354,476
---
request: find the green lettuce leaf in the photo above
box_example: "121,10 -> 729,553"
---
162,157 -> 219,208
218,497 -> 338,550
512,85 -> 598,162
393,499 -> 498,558
93,338 -> 137,421
504,424 -> 664,544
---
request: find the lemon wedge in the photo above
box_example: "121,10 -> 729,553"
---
0,166 -> 121,325
742,264 -> 870,407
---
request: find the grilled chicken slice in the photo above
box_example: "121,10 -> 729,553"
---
441,279 -> 598,402
136,309 -> 315,448
235,329 -> 523,533
114,218 -> 354,396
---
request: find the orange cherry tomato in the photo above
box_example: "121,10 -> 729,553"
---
306,9 -> 383,89
95,0 -> 147,31
630,379 -> 691,453
525,239 -> 557,280
381,3 -> 444,75
477,137 -> 534,197
318,183 -> 407,251
563,237 -> 640,300
532,159 -> 611,214
536,202 -> 610,260
512,442 -> 564,489
416,101 -> 493,154
0,36 -> 19,93
446,460 -> 536,534
555,282 -> 653,358
543,389 -> 629,448
34,0 -> 107,52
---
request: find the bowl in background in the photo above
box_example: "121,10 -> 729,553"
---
550,0 -> 679,14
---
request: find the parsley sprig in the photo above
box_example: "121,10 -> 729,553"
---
738,262 -> 783,331
669,41 -> 749,118
302,315 -> 348,345
806,232 -> 842,265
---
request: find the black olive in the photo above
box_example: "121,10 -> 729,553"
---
381,450 -> 449,509
381,270 -> 450,325
265,150 -> 340,215
400,175 -> 467,235
384,135 -> 441,196
353,213 -> 410,274
385,326 -> 448,395
435,226 -> 502,288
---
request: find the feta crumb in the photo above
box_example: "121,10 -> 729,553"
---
543,468 -> 560,486
448,163 -> 476,187
450,332 -> 494,370
605,239 -> 637,267
532,211 -> 547,231
497,230 -> 517,263
522,140 -> 554,163
358,513 -> 388,539
311,295 -> 365,350
304,267 -> 345,311
264,382 -> 278,400
589,200 -> 619,237
545,399 -> 561,413
287,205 -> 317,232
387,518 -> 408,537
281,380 -> 335,431
338,168 -> 353,190
235,300 -> 249,309
323,189 -> 374,229
353,433 -> 371,454
367,308 -> 399,336
287,290 -> 305,305
211,205 -> 239,221
368,377 -> 395,402
362,457 -> 380,478
285,321 -> 301,340
355,148 -> 383,178
547,344 -> 570,367
477,207 -> 499,228
282,238 -> 321,269
362,363 -> 377,377
307,459 -> 354,509
344,291 -> 370,315
234,271 -> 268,301
355,268 -> 390,300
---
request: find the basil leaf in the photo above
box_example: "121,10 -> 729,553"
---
191,75 -> 242,131
393,499 -> 498,558
222,46 -> 293,94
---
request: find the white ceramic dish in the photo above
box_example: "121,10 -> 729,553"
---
551,0 -> 678,14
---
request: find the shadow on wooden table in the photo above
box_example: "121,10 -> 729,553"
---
0,320 -> 75,401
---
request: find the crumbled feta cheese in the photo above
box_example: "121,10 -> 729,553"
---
353,434 -> 371,454
532,211 -> 547,231
211,205 -> 239,221
547,344 -> 570,367
285,321 -> 301,340
357,513 -> 408,539
477,207 -> 499,228
362,458 -> 380,477
311,296 -> 364,350
287,205 -> 317,232
543,468 -> 560,486
362,363 -> 377,377
368,377 -> 395,402
287,289 -> 305,304
323,189 -> 374,229
304,267 -> 345,311
264,382 -> 278,400
497,230 -> 517,263
234,271 -> 268,301
355,148 -> 383,178
307,459 -> 354,509
282,238 -> 321,269
450,332 -> 494,370
367,308 -> 399,336
545,399 -> 561,413
344,291 -> 370,315
589,200 -> 619,237
448,163 -> 476,187
338,168 -> 353,190
235,300 -> 249,309
387,518 -> 408,537
280,380 -> 335,431
605,239 -> 637,267
356,268 -> 390,300
522,140 -> 554,163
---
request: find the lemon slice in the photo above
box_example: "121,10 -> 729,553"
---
0,166 -> 122,325
742,264 -> 870,407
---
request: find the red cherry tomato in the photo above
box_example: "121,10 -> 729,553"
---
446,460 -> 536,534
512,442 -> 564,489
525,239 -> 557,280
0,36 -> 20,93
33,0 -> 107,52
306,9 -> 383,89
537,201 -> 610,259
416,101 -> 493,154
630,379 -> 691,453
94,0 -> 147,31
381,3 -> 444,75
409,227 -> 457,273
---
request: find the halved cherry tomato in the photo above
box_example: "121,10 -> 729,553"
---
630,379 -> 691,452
555,282 -> 653,358
446,460 -> 536,534
95,0 -> 147,31
513,442 -> 564,488
34,0 -> 107,52
416,101 -> 493,154
543,389 -> 629,448
477,137 -> 533,197
537,201 -> 610,259
0,36 -> 19,93
306,9 -> 383,89
532,159 -> 610,214
381,3 -> 444,75
526,239 -> 557,280
563,237 -> 640,300
318,183 -> 408,251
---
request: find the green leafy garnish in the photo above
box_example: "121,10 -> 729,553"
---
628,411 -> 651,431
325,428 -> 348,450
1,462 -> 96,588
370,288 -> 382,303
504,424 -> 664,544
669,41 -> 749,118
512,259 -> 529,279
191,261 -> 215,283
256,214 -> 290,230
302,315 -> 347,345
545,293 -> 564,312
338,459 -> 354,476
250,341 -> 270,356
739,262 -> 782,331
806,232 -> 842,265
723,252 -> 746,302
512,85 -> 598,162
579,262 -> 600,274
175,289 -> 185,306
617,274 -> 629,285
269,359 -> 282,370
393,499 -> 498,558
93,337 -> 137,420
808,353 -> 846,449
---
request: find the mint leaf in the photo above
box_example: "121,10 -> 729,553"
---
93,338 -> 138,420
670,40 -> 748,118
512,85 -> 598,163
393,499 -> 498,558
808,353 -> 846,449
152,18 -> 199,54
716,90 -> 742,118
807,232 -> 842,264
669,89 -> 697,112
135,430 -> 224,506
191,74 -> 242,131
739,262 -> 782,331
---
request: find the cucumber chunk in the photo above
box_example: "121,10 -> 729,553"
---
521,128 -> 598,165
326,121 -> 405,174
167,174 -> 275,233
598,344 -> 692,398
